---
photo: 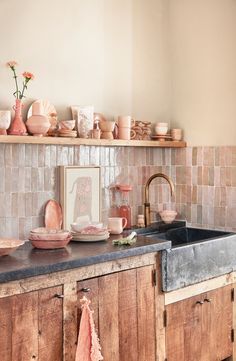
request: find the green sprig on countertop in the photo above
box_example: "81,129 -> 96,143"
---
112,232 -> 137,246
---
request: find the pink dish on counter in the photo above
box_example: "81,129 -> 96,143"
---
29,235 -> 72,249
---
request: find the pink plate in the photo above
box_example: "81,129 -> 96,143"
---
45,200 -> 63,230
0,239 -> 25,256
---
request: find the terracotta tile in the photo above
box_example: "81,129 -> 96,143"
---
191,204 -> 198,223
25,167 -> 32,192
18,193 -> 25,217
186,148 -> 192,166
11,168 -> 19,192
19,217 -> 32,239
174,148 -> 186,166
44,145 -> 51,167
57,145 -> 69,166
197,147 -> 203,166
153,148 -> 163,165
203,147 -> 214,166
232,148 -> 236,166
4,144 -> 13,167
25,193 -> 33,217
214,207 -> 226,228
232,167 -> 236,187
214,167 -> 221,186
192,166 -> 198,185
197,186 -> 202,204
192,147 -> 198,166
0,144 -> 5,167
31,145 -> 39,167
0,167 -> 5,192
176,166 -> 186,185
226,208 -> 236,228
38,145 -> 45,167
11,193 -> 18,217
197,167 -> 203,185
74,146 -> 80,165
226,188 -> 236,208
5,218 -> 18,238
197,205 -> 202,224
191,186 -> 197,204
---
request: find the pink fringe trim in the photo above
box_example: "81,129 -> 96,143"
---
75,296 -> 103,361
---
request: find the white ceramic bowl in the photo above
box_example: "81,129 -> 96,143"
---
155,122 -> 168,135
159,210 -> 177,224
71,222 -> 103,233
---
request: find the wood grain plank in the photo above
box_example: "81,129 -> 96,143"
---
63,282 -> 78,361
11,291 -> 39,361
0,297 -> 12,361
98,273 -> 119,361
155,254 -> 166,361
118,268 -> 138,361
0,134 -> 187,148
38,286 -> 63,361
137,265 -> 156,361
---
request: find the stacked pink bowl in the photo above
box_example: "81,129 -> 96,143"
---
29,228 -> 72,249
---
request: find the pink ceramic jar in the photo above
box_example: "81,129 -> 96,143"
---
26,102 -> 50,136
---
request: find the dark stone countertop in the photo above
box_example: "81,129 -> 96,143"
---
0,229 -> 173,284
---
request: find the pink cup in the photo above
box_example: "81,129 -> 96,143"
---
118,115 -> 135,128
108,217 -> 127,234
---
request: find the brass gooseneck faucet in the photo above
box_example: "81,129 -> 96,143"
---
144,173 -> 175,226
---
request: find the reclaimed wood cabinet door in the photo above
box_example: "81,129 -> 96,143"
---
166,285 -> 233,361
77,265 -> 156,361
0,285 -> 63,361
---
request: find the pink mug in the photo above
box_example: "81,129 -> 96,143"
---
108,217 -> 127,234
117,115 -> 135,128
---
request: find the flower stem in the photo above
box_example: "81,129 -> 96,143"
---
12,67 -> 20,99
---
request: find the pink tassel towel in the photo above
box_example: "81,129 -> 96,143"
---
75,296 -> 103,361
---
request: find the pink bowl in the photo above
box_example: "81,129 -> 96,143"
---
29,235 -> 72,249
0,239 -> 25,256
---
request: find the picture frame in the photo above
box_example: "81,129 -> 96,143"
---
59,166 -> 101,230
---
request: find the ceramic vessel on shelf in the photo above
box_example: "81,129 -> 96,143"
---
154,122 -> 168,135
44,199 -> 63,230
99,118 -> 117,139
0,110 -> 11,135
8,99 -> 28,135
26,101 -> 51,136
28,99 -> 58,136
60,120 -> 75,130
171,128 -> 182,141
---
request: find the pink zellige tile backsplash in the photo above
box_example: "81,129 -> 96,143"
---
0,144 -> 236,239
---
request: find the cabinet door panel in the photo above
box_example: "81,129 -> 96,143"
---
166,285 -> 233,361
166,294 -> 202,361
11,292 -> 39,361
38,286 -> 63,361
207,286 -> 232,361
77,265 -> 156,361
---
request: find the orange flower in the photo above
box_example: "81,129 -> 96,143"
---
6,60 -> 18,68
6,60 -> 34,99
22,71 -> 34,80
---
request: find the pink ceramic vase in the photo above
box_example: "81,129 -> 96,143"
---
8,99 -> 28,135
26,101 -> 50,136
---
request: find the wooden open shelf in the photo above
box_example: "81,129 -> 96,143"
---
0,135 -> 186,148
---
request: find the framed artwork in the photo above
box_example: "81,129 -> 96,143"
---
59,166 -> 101,230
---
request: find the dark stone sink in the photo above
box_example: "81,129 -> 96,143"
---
148,227 -> 231,247
139,225 -> 236,292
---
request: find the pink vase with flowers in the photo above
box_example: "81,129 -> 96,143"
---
6,61 -> 34,136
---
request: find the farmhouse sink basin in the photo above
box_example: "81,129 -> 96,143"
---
143,226 -> 231,248
139,225 -> 236,292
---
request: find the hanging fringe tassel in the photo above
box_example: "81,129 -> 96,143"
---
75,296 -> 103,361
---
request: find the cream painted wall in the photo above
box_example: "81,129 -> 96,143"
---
168,0 -> 236,146
0,0 -> 168,124
132,0 -> 170,124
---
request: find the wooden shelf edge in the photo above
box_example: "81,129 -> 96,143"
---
0,135 -> 187,148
